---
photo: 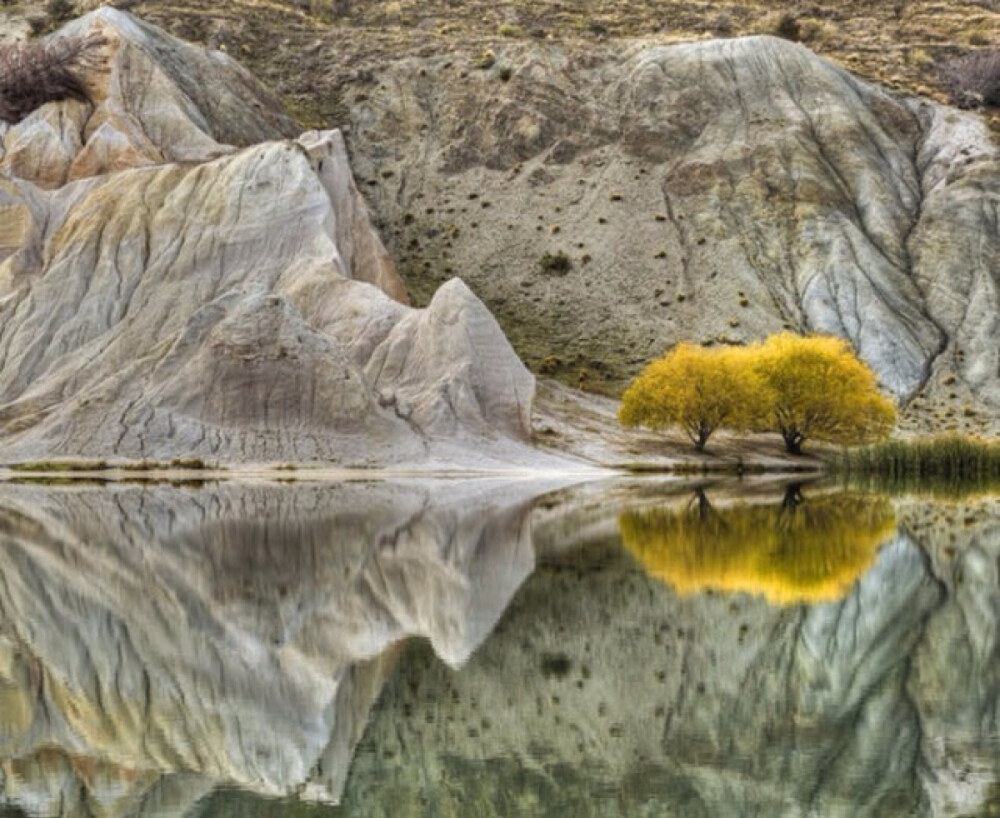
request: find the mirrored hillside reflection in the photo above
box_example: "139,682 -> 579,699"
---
0,478 -> 562,818
1,479 -> 999,818
619,485 -> 897,605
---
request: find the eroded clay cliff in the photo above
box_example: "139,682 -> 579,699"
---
0,10 -> 537,467
346,37 -> 1000,432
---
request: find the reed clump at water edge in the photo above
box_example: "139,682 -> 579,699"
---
832,435 -> 1000,482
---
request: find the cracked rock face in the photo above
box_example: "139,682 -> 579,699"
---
347,37 -> 999,423
0,479 -> 550,814
0,10 -> 535,466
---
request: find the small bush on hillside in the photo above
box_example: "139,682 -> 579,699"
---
538,250 -> 572,276
539,355 -> 561,375
774,13 -> 802,42
0,34 -> 105,124
44,0 -> 76,22
942,50 -> 1000,109
472,49 -> 496,70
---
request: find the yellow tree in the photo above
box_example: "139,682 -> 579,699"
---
618,343 -> 760,451
753,333 -> 896,454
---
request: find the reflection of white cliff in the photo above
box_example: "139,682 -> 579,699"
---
0,479 -> 554,816
912,522 -> 1000,818
344,494 -> 1000,818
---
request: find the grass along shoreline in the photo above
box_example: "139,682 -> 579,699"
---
831,435 -> 1000,481
3,435 -> 999,485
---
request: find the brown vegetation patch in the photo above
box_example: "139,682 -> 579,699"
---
942,49 -> 1000,109
0,32 -> 104,123
4,0 -> 994,130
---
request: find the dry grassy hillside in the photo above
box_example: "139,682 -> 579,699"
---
2,0 -> 998,131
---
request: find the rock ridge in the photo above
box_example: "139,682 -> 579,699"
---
0,10 -> 541,466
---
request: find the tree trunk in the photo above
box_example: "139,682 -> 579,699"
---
781,483 -> 804,509
694,488 -> 711,519
694,427 -> 710,452
783,428 -> 803,455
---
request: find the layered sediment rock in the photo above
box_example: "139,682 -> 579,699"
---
0,10 -> 537,466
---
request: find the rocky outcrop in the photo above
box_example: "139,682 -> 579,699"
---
0,478 -> 555,814
347,37 -> 1000,429
0,10 -> 538,466
0,10 -> 296,187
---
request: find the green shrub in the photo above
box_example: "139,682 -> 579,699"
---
834,434 -> 1000,481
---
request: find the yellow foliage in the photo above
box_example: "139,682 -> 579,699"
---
620,491 -> 896,605
753,333 -> 896,453
618,343 -> 761,450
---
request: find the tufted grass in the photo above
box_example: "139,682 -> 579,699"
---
833,435 -> 1000,483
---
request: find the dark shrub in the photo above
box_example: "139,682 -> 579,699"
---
943,50 -> 1000,109
0,34 -> 105,124
44,0 -> 76,22
538,250 -> 572,276
774,13 -> 802,42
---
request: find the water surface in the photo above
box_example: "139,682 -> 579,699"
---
0,477 -> 997,817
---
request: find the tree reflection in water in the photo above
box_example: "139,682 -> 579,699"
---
619,486 -> 897,605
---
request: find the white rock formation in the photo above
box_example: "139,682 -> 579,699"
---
0,10 -> 537,466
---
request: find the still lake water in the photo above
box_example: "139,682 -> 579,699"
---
0,476 -> 997,817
